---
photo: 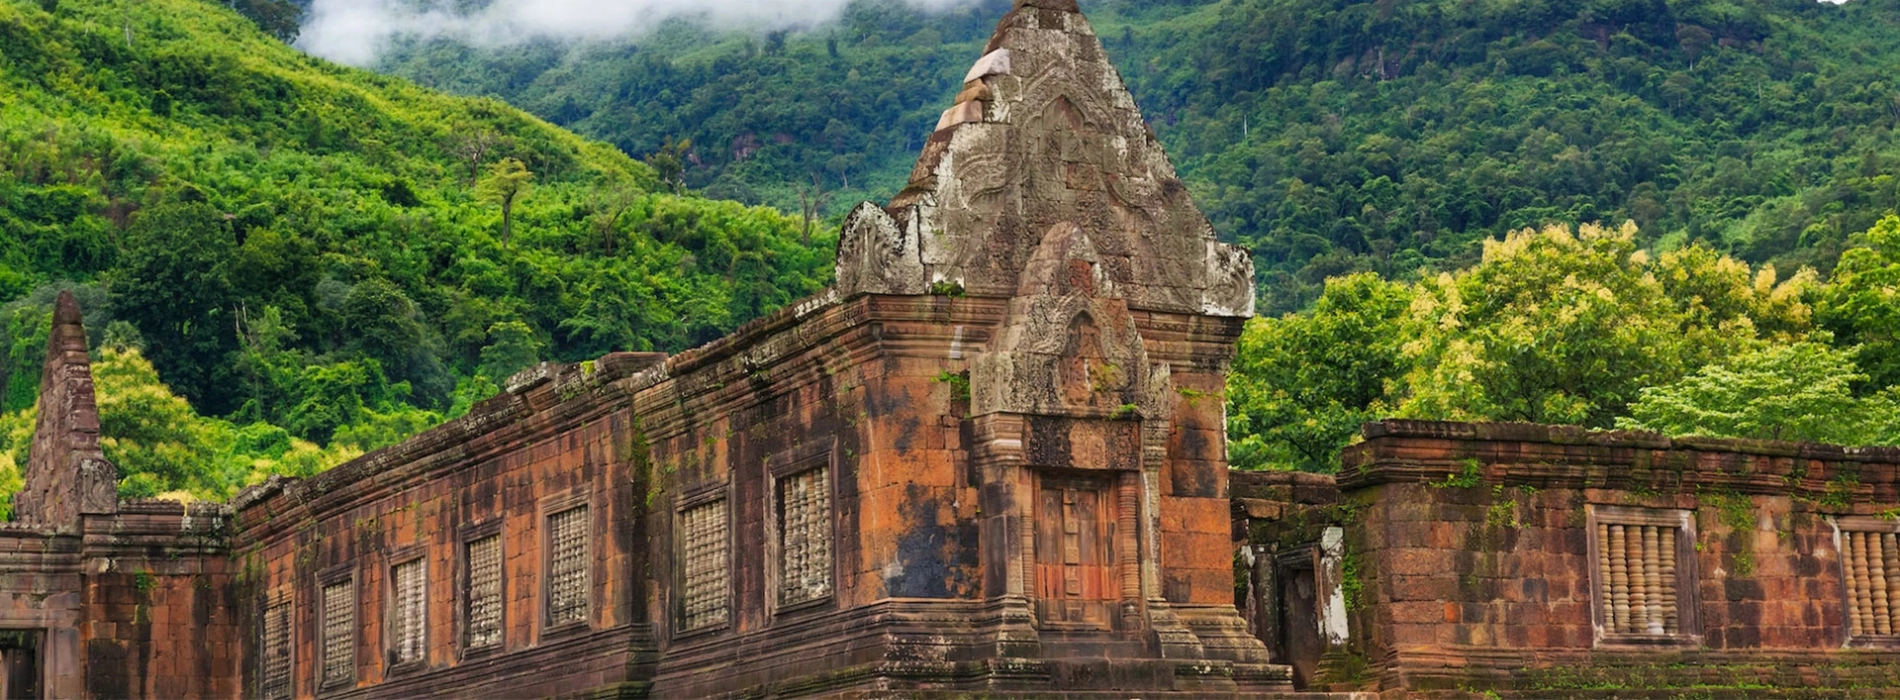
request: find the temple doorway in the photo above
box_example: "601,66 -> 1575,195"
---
0,630 -> 40,699
1035,474 -> 1117,630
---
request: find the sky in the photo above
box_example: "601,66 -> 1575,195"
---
298,0 -> 978,66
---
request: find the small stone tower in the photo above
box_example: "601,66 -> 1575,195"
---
13,290 -> 117,529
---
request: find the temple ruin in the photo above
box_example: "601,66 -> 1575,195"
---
1,0 -> 1899,697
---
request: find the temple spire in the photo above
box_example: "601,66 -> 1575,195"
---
14,291 -> 117,529
834,0 -> 1253,318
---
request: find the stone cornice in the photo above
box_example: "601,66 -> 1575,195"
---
1339,420 -> 1900,508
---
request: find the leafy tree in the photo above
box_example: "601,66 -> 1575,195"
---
226,0 -> 299,42
479,320 -> 540,381
1231,222 -> 1821,471
1818,215 -> 1900,391
1398,222 -> 1811,427
476,158 -> 534,248
0,406 -> 31,518
93,345 -> 229,498
0,307 -> 50,414
1618,342 -> 1899,446
110,202 -> 240,414
1227,272 -> 1409,471
645,138 -> 691,194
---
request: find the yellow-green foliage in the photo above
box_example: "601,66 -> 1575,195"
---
0,347 -> 360,510
1225,220 -> 1892,472
91,346 -> 360,501
1399,222 -> 1816,426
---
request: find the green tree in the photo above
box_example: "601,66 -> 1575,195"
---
110,202 -> 240,415
479,320 -> 540,381
476,158 -> 533,248
1398,222 -> 1811,427
1818,215 -> 1900,391
1226,272 -> 1410,471
226,0 -> 299,42
645,138 -> 690,194
92,345 -> 226,498
1617,342 -> 1898,446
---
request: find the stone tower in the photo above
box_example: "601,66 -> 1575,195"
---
827,0 -> 1275,686
12,290 -> 117,529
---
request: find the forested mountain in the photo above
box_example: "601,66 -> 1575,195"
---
3,0 -> 1900,495
0,0 -> 832,505
371,0 -> 1900,312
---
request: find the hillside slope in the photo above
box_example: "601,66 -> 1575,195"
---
369,0 -> 1900,312
0,0 -> 834,500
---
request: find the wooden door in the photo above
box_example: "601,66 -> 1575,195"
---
1035,475 -> 1116,629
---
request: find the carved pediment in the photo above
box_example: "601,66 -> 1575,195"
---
835,202 -> 927,296
973,223 -> 1170,419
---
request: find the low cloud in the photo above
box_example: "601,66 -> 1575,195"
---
299,0 -> 977,66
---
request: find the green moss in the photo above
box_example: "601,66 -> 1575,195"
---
927,280 -> 966,297
1339,544 -> 1365,612
1821,474 -> 1860,510
1316,650 -> 1370,686
1430,458 -> 1483,489
1710,491 -> 1758,576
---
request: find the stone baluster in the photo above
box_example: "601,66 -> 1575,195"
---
1850,532 -> 1872,637
1628,525 -> 1649,634
1659,527 -> 1678,634
1642,525 -> 1664,634
1597,523 -> 1613,632
1872,531 -> 1893,636
1610,524 -> 1630,634
1885,532 -> 1900,635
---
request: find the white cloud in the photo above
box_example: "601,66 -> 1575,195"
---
299,0 -> 978,66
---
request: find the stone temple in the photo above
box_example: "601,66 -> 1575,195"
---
3,0 -> 1900,698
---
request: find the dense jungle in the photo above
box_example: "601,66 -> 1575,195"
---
1,0 -> 1898,511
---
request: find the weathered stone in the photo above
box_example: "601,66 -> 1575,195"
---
14,291 -> 116,529
1235,419 -> 1900,693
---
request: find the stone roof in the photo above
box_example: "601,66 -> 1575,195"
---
834,0 -> 1254,318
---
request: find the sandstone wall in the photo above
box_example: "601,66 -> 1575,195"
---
1330,420 -> 1900,693
0,528 -> 84,699
81,502 -> 240,699
230,353 -> 664,699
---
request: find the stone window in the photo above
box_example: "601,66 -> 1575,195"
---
465,534 -> 503,649
1839,518 -> 1900,641
778,466 -> 833,607
680,497 -> 730,631
1587,505 -> 1696,644
546,506 -> 590,627
320,578 -> 355,688
391,558 -> 426,665
260,599 -> 292,700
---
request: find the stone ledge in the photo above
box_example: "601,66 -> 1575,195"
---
1340,420 -> 1900,502
1360,419 -> 1900,461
